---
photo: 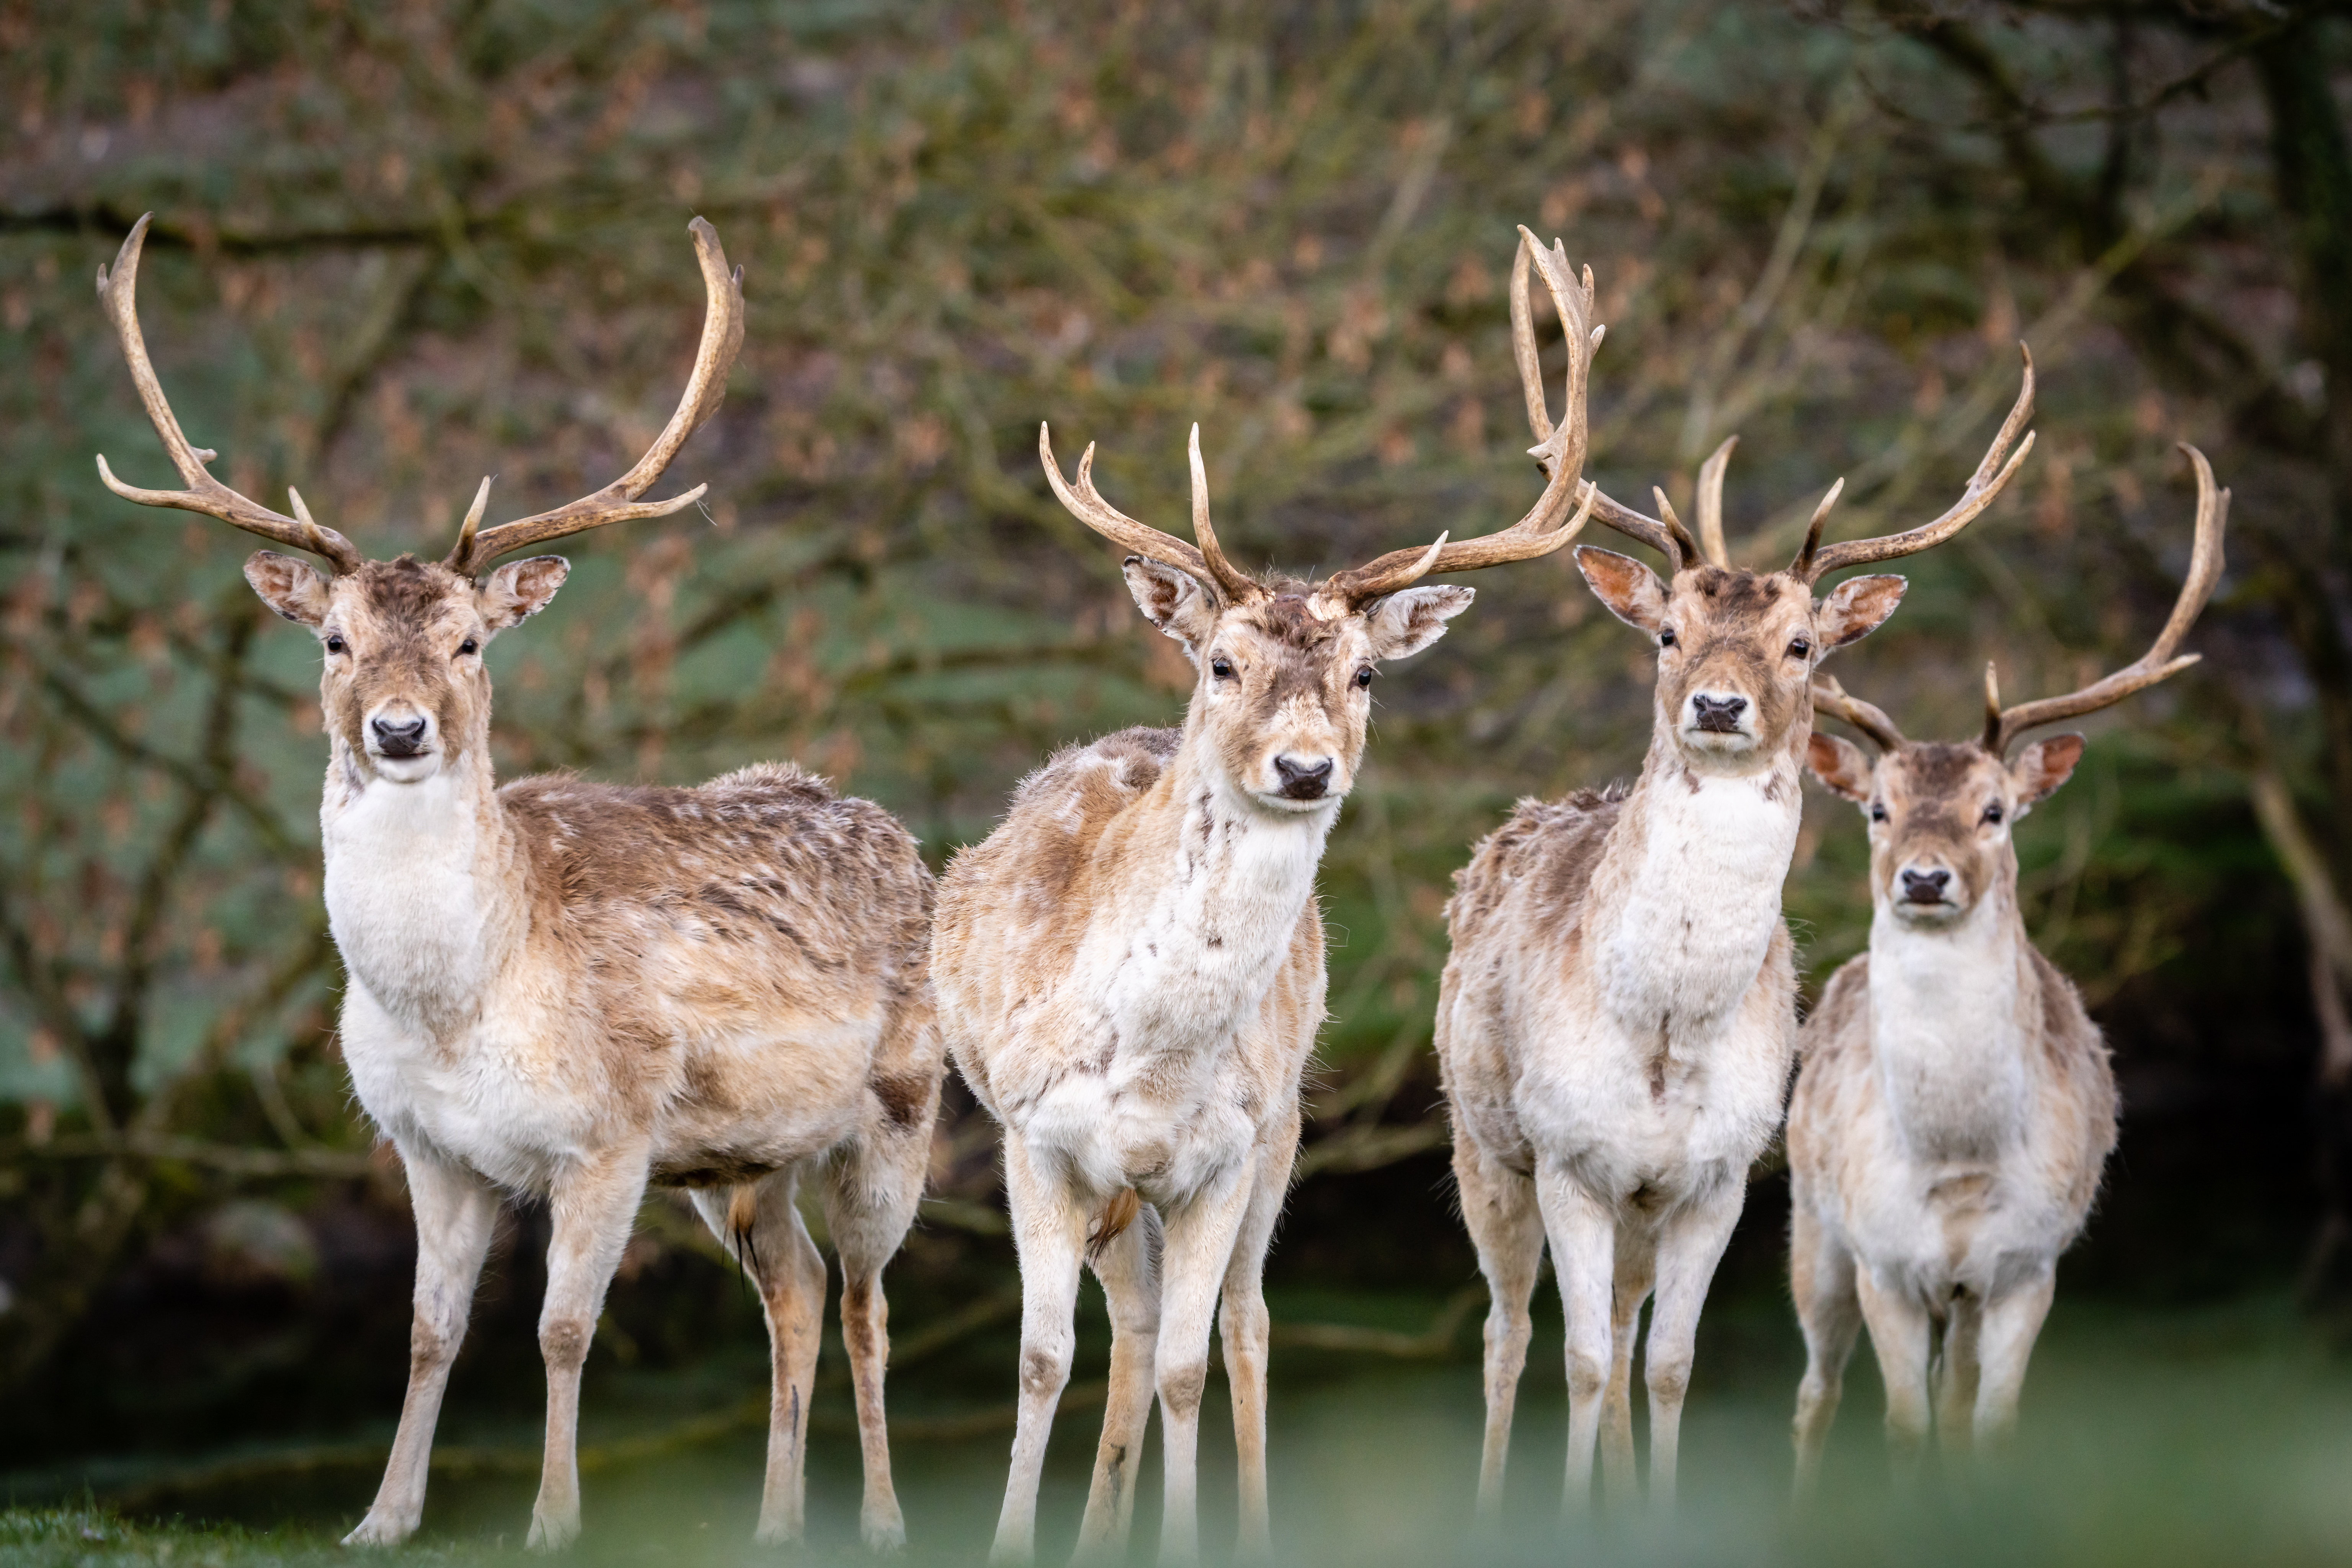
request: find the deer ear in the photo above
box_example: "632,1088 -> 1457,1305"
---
1806,732 -> 1875,802
1575,546 -> 1667,633
478,555 -> 570,631
1815,574 -> 1906,650
1364,584 -> 1474,661
2009,733 -> 2084,807
1122,556 -> 1218,658
244,551 -> 332,627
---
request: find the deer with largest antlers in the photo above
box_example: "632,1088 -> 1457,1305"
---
1789,448 -> 2226,1490
1435,227 -> 2039,1521
935,323 -> 1597,1561
92,215 -> 943,1552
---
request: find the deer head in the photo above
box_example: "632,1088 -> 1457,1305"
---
1808,445 -> 2228,924
1040,343 -> 1595,814
1509,226 -> 2038,777
93,214 -> 744,787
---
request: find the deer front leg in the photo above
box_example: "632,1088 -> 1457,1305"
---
1453,1136 -> 1544,1530
1936,1290 -> 1984,1470
693,1173 -> 827,1546
345,1147 -> 498,1548
825,1108 -> 934,1551
1640,1181 -> 1745,1511
991,1133 -> 1089,1566
1076,1202 -> 1162,1560
1153,1163 -> 1256,1566
1534,1163 -> 1615,1522
527,1143 -> 652,1552
1218,1115 -> 1301,1563
1970,1268 -> 2055,1452
1601,1230 -> 1656,1511
1854,1266 -> 1934,1484
1788,1202 -> 1862,1502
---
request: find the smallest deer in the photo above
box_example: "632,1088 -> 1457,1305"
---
1789,445 -> 2227,1491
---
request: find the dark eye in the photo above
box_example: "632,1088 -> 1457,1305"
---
1210,656 -> 1236,681
1870,803 -> 1888,823
1982,802 -> 2004,825
457,638 -> 478,657
1353,666 -> 1374,689
1787,637 -> 1811,659
325,634 -> 346,654
1658,628 -> 1677,648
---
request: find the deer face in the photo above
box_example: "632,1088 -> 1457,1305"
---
1575,551 -> 1906,772
1807,734 -> 2085,924
1122,559 -> 1471,813
244,551 -> 570,785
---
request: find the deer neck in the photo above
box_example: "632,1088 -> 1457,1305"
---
1865,865 -> 2036,1164
319,727 -> 524,1040
1583,730 -> 1805,1038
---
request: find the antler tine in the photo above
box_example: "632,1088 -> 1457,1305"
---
1800,344 -> 2037,582
1695,435 -> 1737,568
1509,225 -> 1692,572
1811,674 -> 1907,751
452,217 -> 746,575
93,214 -> 362,574
1983,442 -> 2229,755
1040,424 -> 1248,601
1187,424 -> 1263,604
1323,447 -> 1596,603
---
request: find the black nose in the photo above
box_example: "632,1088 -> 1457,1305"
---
1274,755 -> 1333,800
1690,693 -> 1749,733
1901,868 -> 1951,904
371,715 -> 430,756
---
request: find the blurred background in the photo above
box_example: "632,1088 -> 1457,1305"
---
3,0 -> 2351,1557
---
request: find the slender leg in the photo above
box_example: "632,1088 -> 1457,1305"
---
1971,1269 -> 2055,1451
1788,1202 -> 1862,1502
1936,1291 -> 1983,1470
695,1171 -> 827,1545
1640,1181 -> 1745,1511
528,1143 -> 653,1550
1076,1203 -> 1164,1560
1534,1163 -> 1616,1522
991,1133 -> 1090,1566
1600,1231 -> 1656,1510
1453,1135 -> 1545,1529
1153,1163 -> 1255,1566
1218,1116 -> 1301,1563
344,1146 -> 499,1547
1854,1266 -> 1934,1485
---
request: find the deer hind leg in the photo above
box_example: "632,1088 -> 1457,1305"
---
1601,1229 -> 1657,1510
528,1142 -> 653,1551
345,1146 -> 498,1548
1218,1115 -> 1302,1563
1639,1180 -> 1746,1512
1935,1290 -> 1984,1470
1076,1199 -> 1163,1560
990,1132 -> 1089,1566
1854,1267 -> 1934,1485
1789,1202 -> 1862,1503
1453,1134 -> 1545,1529
691,1170 -> 827,1546
1534,1162 -> 1615,1521
1152,1162 -> 1257,1566
1970,1268 -> 2055,1452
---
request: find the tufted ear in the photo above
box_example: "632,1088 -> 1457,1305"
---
1815,574 -> 1906,651
1122,556 -> 1220,659
1364,584 -> 1474,661
1806,732 -> 1875,803
1575,546 -> 1668,633
477,555 -> 570,631
244,551 -> 332,628
2008,733 -> 2084,811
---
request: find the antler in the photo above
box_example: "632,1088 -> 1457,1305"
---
1810,674 -> 1907,751
1694,435 -> 1737,568
1040,423 -> 1264,605
93,214 -> 363,574
1981,442 -> 2228,755
1793,346 -> 2037,583
448,217 -> 746,576
1511,227 -> 1701,571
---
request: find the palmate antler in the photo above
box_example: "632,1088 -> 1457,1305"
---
96,214 -> 744,579
1981,443 -> 2228,757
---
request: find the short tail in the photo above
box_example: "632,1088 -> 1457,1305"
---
1085,1187 -> 1141,1263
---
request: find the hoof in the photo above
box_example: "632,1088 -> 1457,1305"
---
525,1510 -> 580,1553
752,1517 -> 805,1548
340,1513 -> 416,1549
861,1508 -> 908,1552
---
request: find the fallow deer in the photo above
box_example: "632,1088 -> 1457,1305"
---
935,344 -> 1598,1563
1788,447 -> 2227,1491
1435,227 -> 2039,1521
93,215 -> 943,1552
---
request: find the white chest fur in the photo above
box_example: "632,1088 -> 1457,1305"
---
1866,903 -> 2030,1163
323,770 -> 498,1038
1594,769 -> 1798,1038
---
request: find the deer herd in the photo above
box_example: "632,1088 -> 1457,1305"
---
91,211 -> 2227,1557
